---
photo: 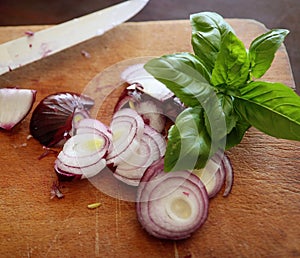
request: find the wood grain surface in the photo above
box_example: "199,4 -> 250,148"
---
0,20 -> 299,258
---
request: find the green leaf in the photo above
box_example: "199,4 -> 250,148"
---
225,116 -> 251,149
190,12 -> 235,73
160,52 -> 212,82
144,54 -> 214,107
234,81 -> 300,141
145,54 -> 228,142
211,31 -> 250,89
165,107 -> 211,172
249,29 -> 289,79
217,93 -> 239,133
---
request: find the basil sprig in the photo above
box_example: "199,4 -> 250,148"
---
144,12 -> 300,172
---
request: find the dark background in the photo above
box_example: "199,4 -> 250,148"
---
0,0 -> 299,93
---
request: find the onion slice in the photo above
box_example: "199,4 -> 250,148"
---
113,125 -> 166,186
114,138 -> 152,186
136,158 -> 209,240
30,92 -> 94,147
54,132 -> 110,180
107,108 -> 144,166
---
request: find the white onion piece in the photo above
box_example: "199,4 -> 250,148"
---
107,108 -> 144,165
136,158 -> 209,240
121,64 -> 173,101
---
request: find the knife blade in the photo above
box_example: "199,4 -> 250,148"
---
0,0 -> 149,76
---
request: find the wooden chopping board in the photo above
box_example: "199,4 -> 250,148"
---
0,19 -> 299,258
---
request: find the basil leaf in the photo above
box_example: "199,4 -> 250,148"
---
211,31 -> 250,89
144,54 -> 214,107
190,12 -> 234,72
202,92 -> 230,142
160,52 -> 212,82
145,54 -> 227,142
234,81 -> 300,141
165,107 -> 211,172
249,29 -> 289,79
217,93 -> 239,133
225,116 -> 251,149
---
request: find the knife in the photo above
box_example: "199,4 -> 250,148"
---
0,0 -> 149,76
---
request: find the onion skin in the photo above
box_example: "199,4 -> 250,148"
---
30,92 -> 94,147
136,158 -> 209,240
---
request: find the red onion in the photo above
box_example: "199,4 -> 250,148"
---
114,138 -> 152,186
114,83 -> 185,132
193,151 -> 234,198
107,108 -> 145,166
30,92 -> 94,147
143,125 -> 166,157
121,64 -> 174,102
54,132 -> 110,179
114,89 -> 166,133
135,100 -> 166,133
114,125 -> 166,186
71,109 -> 91,134
222,154 -> 234,197
0,88 -> 36,130
74,118 -> 112,152
50,182 -> 64,199
136,158 -> 209,240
